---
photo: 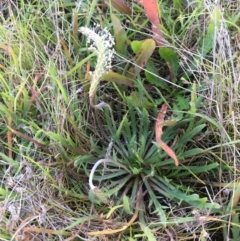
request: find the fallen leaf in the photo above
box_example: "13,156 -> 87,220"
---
141,0 -> 167,47
155,104 -> 179,166
143,0 -> 159,28
88,190 -> 141,235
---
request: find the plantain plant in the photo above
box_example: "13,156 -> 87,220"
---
73,24 -> 222,237
74,81 -> 221,238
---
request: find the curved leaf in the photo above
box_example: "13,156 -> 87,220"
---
127,39 -> 156,79
155,104 -> 179,166
102,71 -> 134,87
139,0 -> 167,46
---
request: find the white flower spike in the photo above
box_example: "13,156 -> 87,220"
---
79,26 -> 115,106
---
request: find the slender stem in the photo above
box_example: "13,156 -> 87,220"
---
86,0 -> 98,28
89,158 -> 130,190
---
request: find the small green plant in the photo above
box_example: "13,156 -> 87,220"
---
75,82 -> 220,237
0,0 -> 239,240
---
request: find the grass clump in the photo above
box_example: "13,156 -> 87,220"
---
0,0 -> 239,240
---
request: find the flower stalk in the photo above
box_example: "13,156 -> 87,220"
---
79,26 -> 115,108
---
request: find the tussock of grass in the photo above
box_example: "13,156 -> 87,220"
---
0,0 -> 239,240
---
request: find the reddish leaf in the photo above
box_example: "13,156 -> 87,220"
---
107,0 -> 132,15
155,104 -> 179,166
151,25 -> 167,47
143,0 -> 160,27
137,0 -> 167,47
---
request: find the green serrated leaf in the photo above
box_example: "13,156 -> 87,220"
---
177,95 -> 190,110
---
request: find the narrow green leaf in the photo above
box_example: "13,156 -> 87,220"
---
173,0 -> 182,10
0,188 -> 8,197
106,205 -> 123,219
0,187 -> 16,199
66,52 -> 96,76
0,153 -> 19,169
143,178 -> 166,225
46,131 -> 67,144
123,195 -> 132,214
178,124 -> 206,146
64,216 -> 92,230
74,155 -> 96,167
114,113 -> 129,140
190,81 -> 197,114
127,99 -> 137,136
175,163 -> 219,177
181,148 -> 204,158
201,6 -> 221,56
231,213 -> 240,240
48,62 -> 69,104
140,224 -> 156,241
96,170 -> 129,180
0,234 -> 11,240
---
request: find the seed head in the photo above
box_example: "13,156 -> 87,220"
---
79,26 -> 115,97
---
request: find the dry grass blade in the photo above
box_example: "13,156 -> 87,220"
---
88,191 -> 141,236
155,103 -> 179,166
